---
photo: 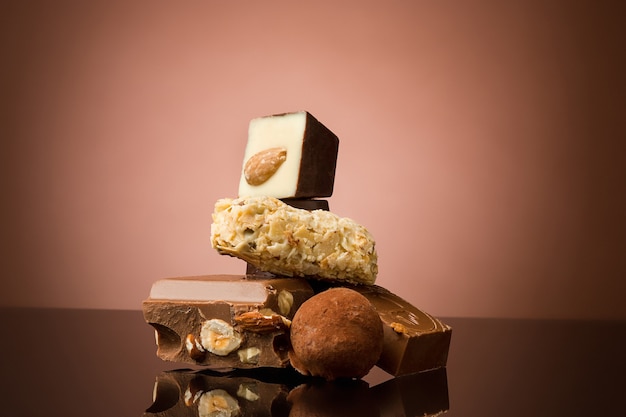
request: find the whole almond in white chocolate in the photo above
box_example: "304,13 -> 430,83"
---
244,147 -> 287,185
238,111 -> 339,199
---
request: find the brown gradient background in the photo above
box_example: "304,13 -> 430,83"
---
1,0 -> 624,319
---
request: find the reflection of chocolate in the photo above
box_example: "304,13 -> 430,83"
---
371,367 -> 449,417
142,275 -> 313,369
354,285 -> 451,376
144,369 -> 292,417
144,366 -> 450,417
287,380 -> 378,417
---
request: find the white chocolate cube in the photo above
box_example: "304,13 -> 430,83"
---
238,111 -> 339,199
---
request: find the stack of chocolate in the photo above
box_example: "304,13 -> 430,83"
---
143,111 -> 451,382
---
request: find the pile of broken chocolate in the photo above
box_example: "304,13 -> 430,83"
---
143,111 -> 451,382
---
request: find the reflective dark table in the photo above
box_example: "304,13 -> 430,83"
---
1,308 -> 624,416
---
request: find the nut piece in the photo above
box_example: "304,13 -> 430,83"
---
200,319 -> 243,356
184,376 -> 207,406
237,383 -> 260,401
185,334 -> 207,361
234,311 -> 291,333
390,322 -> 408,334
198,389 -> 240,417
237,347 -> 261,364
184,383 -> 204,406
277,290 -> 294,316
244,147 -> 287,185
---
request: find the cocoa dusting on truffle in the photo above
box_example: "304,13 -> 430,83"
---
288,287 -> 384,380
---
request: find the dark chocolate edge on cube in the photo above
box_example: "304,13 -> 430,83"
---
298,112 -> 339,198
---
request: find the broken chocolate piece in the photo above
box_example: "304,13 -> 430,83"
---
281,198 -> 329,211
351,285 -> 452,376
238,111 -> 339,199
142,275 -> 314,369
245,263 -> 276,277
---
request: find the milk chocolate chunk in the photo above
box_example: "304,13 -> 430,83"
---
350,285 -> 452,376
238,111 -> 339,199
144,369 -> 291,417
142,275 -> 314,369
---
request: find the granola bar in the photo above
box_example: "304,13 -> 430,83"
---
210,196 -> 378,285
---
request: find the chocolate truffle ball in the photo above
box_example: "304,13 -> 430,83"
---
288,287 -> 384,380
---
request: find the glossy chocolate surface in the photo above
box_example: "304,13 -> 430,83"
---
143,275 -> 314,368
280,198 -> 329,211
293,112 -> 339,198
353,284 -> 452,376
1,308 -> 624,416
